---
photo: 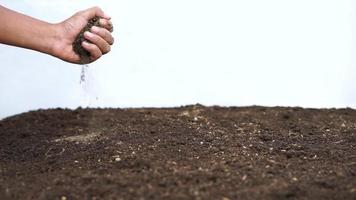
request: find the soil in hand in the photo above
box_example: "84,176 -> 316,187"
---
0,105 -> 355,199
72,17 -> 101,61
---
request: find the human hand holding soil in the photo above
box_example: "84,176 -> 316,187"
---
53,7 -> 114,64
0,6 -> 114,64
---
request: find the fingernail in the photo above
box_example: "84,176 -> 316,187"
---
84,31 -> 93,37
83,40 -> 92,46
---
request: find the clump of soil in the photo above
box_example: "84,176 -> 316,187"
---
72,17 -> 101,60
0,105 -> 355,199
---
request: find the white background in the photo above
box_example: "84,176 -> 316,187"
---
0,0 -> 355,119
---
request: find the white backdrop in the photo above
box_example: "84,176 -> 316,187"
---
0,0 -> 355,119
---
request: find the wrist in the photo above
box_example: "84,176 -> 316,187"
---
48,23 -> 65,58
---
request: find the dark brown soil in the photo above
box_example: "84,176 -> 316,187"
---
0,105 -> 355,200
72,17 -> 101,60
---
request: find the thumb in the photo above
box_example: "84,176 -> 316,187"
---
81,6 -> 111,20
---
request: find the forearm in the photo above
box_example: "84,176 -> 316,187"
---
0,5 -> 58,56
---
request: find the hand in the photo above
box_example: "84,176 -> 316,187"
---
52,7 -> 114,64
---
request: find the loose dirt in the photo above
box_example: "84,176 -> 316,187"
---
0,105 -> 355,199
72,17 -> 101,60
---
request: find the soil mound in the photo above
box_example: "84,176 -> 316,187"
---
0,105 -> 355,199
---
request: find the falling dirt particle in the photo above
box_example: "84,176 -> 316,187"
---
61,196 -> 67,200
292,177 -> 298,182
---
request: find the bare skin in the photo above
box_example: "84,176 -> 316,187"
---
0,5 -> 114,64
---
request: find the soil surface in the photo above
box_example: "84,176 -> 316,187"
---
72,16 -> 101,60
0,105 -> 355,200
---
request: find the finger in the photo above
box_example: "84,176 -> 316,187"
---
82,41 -> 102,61
99,19 -> 114,32
91,26 -> 114,45
81,6 -> 111,20
84,31 -> 111,54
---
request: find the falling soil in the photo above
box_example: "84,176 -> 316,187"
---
72,17 -> 101,60
0,105 -> 355,199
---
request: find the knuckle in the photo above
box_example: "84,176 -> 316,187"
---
99,20 -> 108,27
96,47 -> 103,55
89,43 -> 97,50
93,6 -> 101,11
87,44 -> 94,51
98,28 -> 106,36
90,34 -> 100,44
92,52 -> 101,60
93,34 -> 100,43
97,52 -> 102,59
